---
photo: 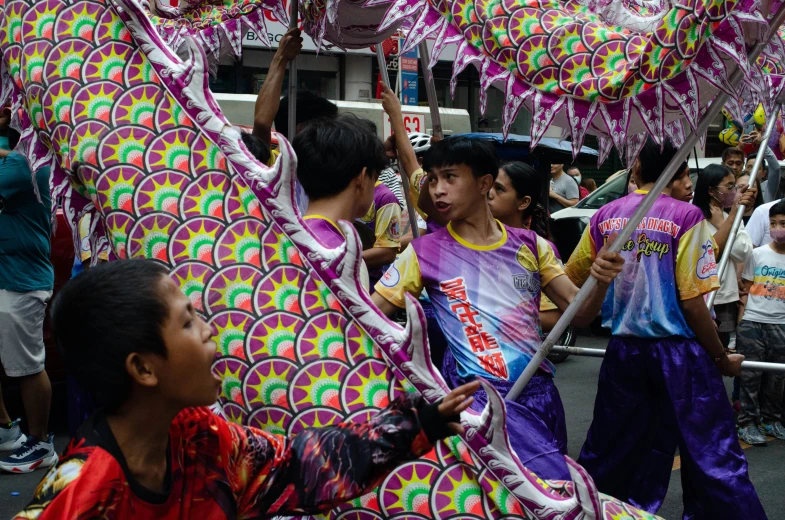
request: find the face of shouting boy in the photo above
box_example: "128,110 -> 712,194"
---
427,164 -> 493,223
140,276 -> 222,410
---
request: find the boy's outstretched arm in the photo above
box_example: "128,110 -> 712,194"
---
546,233 -> 624,327
380,86 -> 444,225
364,246 -> 398,268
239,382 -> 478,516
252,28 -> 303,146
676,219 -> 743,376
681,296 -> 743,376
372,246 -> 425,316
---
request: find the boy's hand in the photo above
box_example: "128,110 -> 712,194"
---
718,353 -> 744,377
381,85 -> 402,119
735,184 -> 756,209
384,134 -> 397,159
592,232 -> 625,286
275,28 -> 303,63
438,380 -> 479,435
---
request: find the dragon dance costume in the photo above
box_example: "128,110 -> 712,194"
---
566,191 -> 766,518
377,222 -> 570,480
7,0 -> 785,514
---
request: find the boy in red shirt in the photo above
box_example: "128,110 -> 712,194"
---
14,260 -> 476,519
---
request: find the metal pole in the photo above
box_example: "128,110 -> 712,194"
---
506,6 -> 785,402
693,148 -> 700,175
550,346 -> 785,373
286,0 -> 298,141
707,107 -> 780,309
376,47 -> 391,89
418,41 -> 444,140
377,46 -> 420,239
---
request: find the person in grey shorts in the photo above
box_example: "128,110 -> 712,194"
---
549,164 -> 579,212
0,149 -> 57,473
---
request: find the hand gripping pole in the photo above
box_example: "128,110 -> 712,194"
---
376,46 -> 421,239
287,0 -> 298,141
506,5 -> 785,401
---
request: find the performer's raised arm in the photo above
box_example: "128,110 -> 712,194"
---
253,28 -> 303,146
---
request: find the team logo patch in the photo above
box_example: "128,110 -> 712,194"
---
516,243 -> 539,272
512,272 -> 540,293
696,240 -> 717,280
380,266 -> 401,287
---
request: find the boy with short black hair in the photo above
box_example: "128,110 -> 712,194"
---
15,260 -> 476,518
372,136 -> 624,480
566,138 -> 764,517
722,147 -> 745,177
735,199 -> 785,445
293,113 -> 387,247
293,114 -> 389,289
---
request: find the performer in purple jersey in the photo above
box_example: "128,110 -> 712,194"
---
566,139 -> 764,518
357,182 -> 401,288
371,137 -> 624,480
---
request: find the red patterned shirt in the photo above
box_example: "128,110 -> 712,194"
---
15,395 -> 438,519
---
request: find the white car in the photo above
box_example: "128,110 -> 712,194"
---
547,157 -> 763,260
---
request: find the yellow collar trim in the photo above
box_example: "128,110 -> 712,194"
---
447,220 -> 508,251
634,189 -> 649,194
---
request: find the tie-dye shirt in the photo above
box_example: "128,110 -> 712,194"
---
375,222 -> 564,381
358,183 -> 402,249
14,397 -> 439,519
741,244 -> 785,324
565,190 -> 720,338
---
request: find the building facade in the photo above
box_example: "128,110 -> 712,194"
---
208,20 -> 533,135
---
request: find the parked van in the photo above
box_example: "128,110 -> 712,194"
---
213,94 -> 472,138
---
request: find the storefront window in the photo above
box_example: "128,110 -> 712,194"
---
209,64 -> 237,93
240,68 -> 338,97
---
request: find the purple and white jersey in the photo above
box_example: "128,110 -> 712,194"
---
565,191 -> 720,338
375,222 -> 564,381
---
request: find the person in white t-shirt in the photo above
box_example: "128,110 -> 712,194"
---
736,199 -> 785,446
747,198 -> 782,247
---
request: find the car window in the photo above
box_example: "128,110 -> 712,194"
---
578,174 -> 626,209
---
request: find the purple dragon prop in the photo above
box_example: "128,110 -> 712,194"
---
4,0 -> 783,518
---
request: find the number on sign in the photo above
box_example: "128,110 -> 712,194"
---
383,113 -> 426,138
403,116 -> 421,133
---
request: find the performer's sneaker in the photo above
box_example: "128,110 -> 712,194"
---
738,425 -> 768,446
0,434 -> 57,473
759,422 -> 785,441
0,419 -> 27,452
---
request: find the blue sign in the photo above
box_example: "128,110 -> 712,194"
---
401,72 -> 418,106
399,46 -> 419,106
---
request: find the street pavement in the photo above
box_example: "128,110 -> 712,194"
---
554,334 -> 785,520
0,333 -> 783,519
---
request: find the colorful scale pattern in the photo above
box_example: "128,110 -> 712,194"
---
1,1 -> 545,518
6,1 -> 668,518
440,0 -> 728,102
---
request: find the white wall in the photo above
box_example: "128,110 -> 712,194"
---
344,55 -> 373,101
